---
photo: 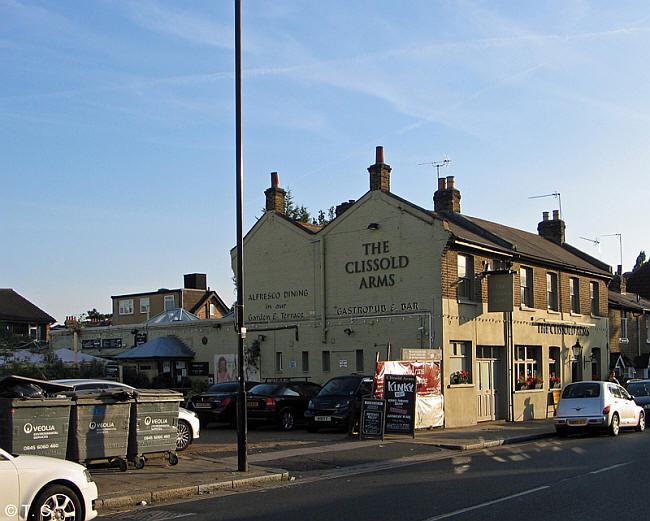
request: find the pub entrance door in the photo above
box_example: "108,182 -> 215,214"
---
476,348 -> 501,421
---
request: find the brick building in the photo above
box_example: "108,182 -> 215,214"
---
608,267 -> 650,378
0,289 -> 55,344
111,273 -> 229,326
233,146 -> 612,426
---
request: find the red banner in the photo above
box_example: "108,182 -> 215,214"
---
374,361 -> 441,398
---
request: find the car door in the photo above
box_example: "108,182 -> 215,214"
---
0,451 -> 20,520
617,385 -> 638,425
609,384 -> 632,425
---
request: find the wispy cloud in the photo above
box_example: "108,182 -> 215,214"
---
119,0 -> 232,49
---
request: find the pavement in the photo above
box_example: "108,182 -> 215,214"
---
91,419 -> 555,512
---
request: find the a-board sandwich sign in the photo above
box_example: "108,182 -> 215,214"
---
384,374 -> 416,437
360,399 -> 385,440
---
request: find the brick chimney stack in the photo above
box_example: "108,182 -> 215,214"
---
335,200 -> 356,217
433,176 -> 461,213
265,172 -> 286,214
537,210 -> 565,244
368,146 -> 391,192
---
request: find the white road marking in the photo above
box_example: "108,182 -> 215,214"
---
422,460 -> 633,520
422,486 -> 550,521
589,462 -> 631,474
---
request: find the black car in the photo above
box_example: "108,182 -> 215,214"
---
246,381 -> 322,430
304,375 -> 374,432
187,381 -> 259,427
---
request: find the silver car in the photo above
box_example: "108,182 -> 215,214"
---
554,381 -> 646,437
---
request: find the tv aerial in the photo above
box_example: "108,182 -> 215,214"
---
419,155 -> 451,181
528,191 -> 562,220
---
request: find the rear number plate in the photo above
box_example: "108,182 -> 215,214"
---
568,419 -> 588,425
194,403 -> 211,408
247,401 -> 260,407
315,416 -> 331,422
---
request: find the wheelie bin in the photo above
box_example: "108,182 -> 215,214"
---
128,389 -> 182,468
66,388 -> 132,471
0,375 -> 73,459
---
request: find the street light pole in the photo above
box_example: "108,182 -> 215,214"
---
234,0 -> 248,472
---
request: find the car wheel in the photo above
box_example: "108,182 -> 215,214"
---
30,484 -> 82,521
636,411 -> 646,432
609,413 -> 620,436
279,409 -> 295,431
176,419 -> 192,450
555,426 -> 568,438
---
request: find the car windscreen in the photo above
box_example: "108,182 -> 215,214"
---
627,382 -> 650,397
318,378 -> 360,396
249,384 -> 282,396
207,382 -> 239,393
562,382 -> 601,399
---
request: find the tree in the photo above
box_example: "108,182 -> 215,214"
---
86,308 -> 110,321
633,251 -> 647,272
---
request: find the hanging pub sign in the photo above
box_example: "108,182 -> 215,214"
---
384,374 -> 416,437
135,332 -> 148,345
487,271 -> 514,313
360,398 -> 386,440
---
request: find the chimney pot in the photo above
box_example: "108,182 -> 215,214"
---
433,176 -> 461,213
265,172 -> 286,214
368,146 -> 391,192
538,210 -> 565,244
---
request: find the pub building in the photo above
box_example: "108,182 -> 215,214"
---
237,146 -> 612,427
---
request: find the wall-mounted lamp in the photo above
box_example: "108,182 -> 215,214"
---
344,328 -> 353,336
258,334 -> 266,342
367,223 -> 380,230
572,340 -> 583,359
130,329 -> 138,335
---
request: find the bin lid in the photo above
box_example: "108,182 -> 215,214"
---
0,375 -> 73,398
132,389 -> 183,402
65,388 -> 134,403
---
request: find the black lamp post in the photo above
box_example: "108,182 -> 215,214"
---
234,0 -> 247,472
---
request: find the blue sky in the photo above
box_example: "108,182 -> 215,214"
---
2,1 -> 649,323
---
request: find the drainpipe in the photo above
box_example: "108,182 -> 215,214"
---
505,310 -> 514,421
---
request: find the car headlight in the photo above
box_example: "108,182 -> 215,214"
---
308,400 -> 314,409
83,469 -> 94,483
335,399 -> 350,409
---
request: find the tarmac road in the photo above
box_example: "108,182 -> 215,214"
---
100,428 -> 649,521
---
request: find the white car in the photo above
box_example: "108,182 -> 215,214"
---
555,380 -> 646,437
0,447 -> 98,521
52,379 -> 200,451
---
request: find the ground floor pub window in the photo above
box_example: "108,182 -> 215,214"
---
449,341 -> 472,384
549,346 -> 561,388
515,345 -> 541,389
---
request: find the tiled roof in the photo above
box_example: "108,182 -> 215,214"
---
608,290 -> 650,311
439,212 -> 611,277
0,289 -> 55,324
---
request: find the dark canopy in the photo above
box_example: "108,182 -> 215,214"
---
114,335 -> 195,360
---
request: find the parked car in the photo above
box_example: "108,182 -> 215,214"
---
51,379 -> 200,451
304,375 -> 373,432
0,447 -> 98,521
626,379 -> 650,413
246,381 -> 322,430
554,381 -> 645,437
186,381 -> 260,427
